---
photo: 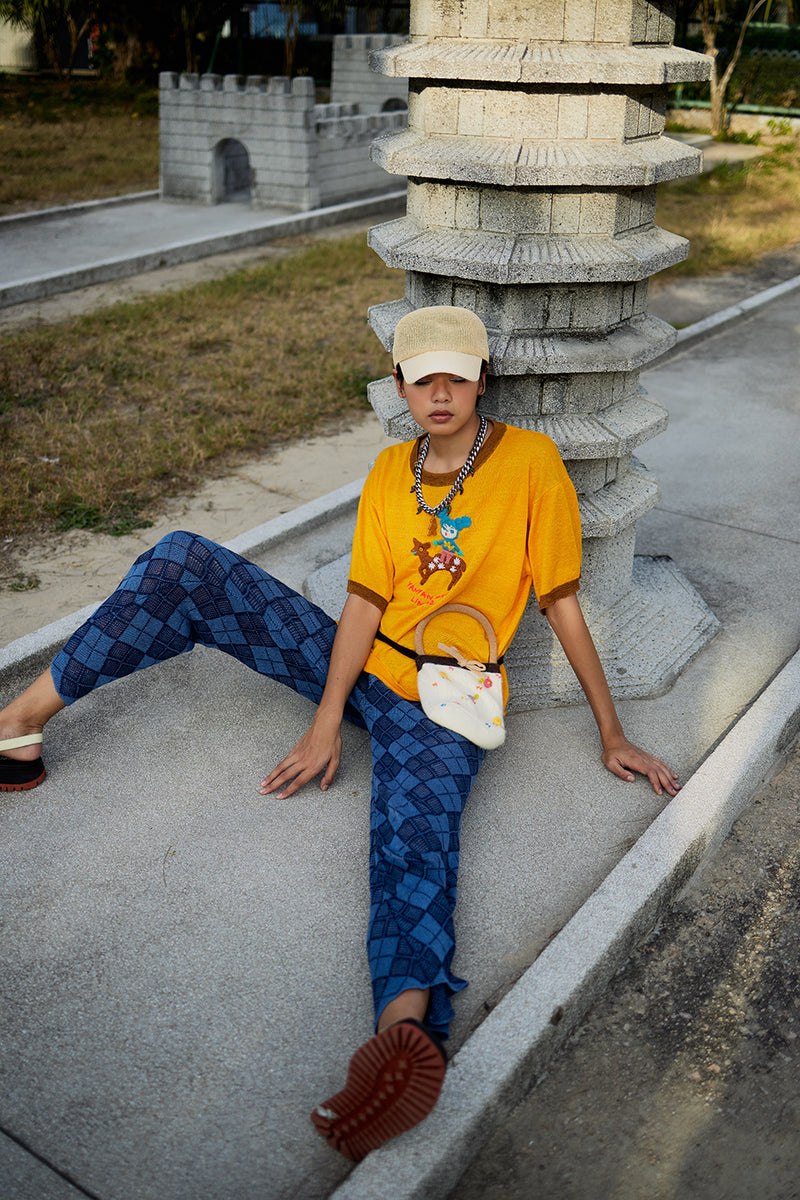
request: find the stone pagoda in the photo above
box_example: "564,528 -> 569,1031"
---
365,0 -> 719,707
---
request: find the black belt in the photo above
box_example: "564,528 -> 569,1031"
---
375,629 -> 504,668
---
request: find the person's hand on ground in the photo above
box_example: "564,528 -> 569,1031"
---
601,738 -> 680,796
260,709 -> 343,799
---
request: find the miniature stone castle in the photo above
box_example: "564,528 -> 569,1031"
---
331,32 -> 408,112
159,35 -> 408,211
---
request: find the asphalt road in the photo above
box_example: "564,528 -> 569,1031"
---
452,735 -> 800,1200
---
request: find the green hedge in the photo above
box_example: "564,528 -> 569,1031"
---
671,54 -> 799,110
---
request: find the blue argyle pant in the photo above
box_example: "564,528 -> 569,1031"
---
50,531 -> 484,1036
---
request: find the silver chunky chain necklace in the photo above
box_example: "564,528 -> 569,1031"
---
413,415 -> 489,518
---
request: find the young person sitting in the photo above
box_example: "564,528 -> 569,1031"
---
0,306 -> 678,1161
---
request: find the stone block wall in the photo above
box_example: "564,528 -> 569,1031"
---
408,0 -> 676,43
331,33 -> 408,112
159,72 -> 405,212
315,104 -> 404,205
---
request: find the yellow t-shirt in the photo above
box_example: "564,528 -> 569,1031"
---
347,421 -> 582,704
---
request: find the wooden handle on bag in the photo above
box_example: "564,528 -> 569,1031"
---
414,603 -> 499,663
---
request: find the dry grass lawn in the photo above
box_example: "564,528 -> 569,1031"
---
657,135 -> 800,277
0,236 -> 403,539
0,78 -> 158,213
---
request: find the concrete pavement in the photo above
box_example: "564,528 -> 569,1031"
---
1,257 -> 800,1197
0,189 -> 406,309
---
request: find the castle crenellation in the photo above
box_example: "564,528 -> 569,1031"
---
159,36 -> 409,213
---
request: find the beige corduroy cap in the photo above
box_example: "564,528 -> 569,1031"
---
392,306 -> 490,382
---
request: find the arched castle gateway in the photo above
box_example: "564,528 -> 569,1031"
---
159,37 -> 408,212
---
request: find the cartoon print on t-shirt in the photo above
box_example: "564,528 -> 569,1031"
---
411,507 -> 472,591
434,513 -> 471,560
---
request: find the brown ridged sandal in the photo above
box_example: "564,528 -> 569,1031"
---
311,1019 -> 447,1161
0,734 -> 46,792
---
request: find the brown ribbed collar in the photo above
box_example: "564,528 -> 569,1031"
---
408,419 -> 507,486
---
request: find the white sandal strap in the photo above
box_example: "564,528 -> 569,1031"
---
0,733 -> 43,752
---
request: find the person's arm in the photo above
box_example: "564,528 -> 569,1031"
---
259,592 -> 383,800
545,593 -> 679,796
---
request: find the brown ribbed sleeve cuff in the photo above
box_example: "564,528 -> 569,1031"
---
346,580 -> 389,614
538,578 -> 580,613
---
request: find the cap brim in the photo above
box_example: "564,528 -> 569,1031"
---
397,350 -> 483,382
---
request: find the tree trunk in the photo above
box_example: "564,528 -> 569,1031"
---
709,56 -> 726,134
64,12 -> 94,83
283,6 -> 299,77
181,3 -> 198,73
36,12 -> 65,80
700,0 -> 769,137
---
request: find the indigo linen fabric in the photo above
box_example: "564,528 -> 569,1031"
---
51,532 -> 485,1035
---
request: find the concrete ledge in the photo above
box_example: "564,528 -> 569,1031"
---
655,271 -> 800,363
331,643 -> 800,1200
223,477 -> 363,560
0,479 -> 363,696
0,191 -> 406,308
0,191 -> 159,229
0,601 -> 102,695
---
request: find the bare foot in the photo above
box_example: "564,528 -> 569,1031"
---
0,724 -> 45,758
0,669 -> 64,761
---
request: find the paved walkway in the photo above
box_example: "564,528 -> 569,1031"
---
1,222 -> 800,1199
0,189 -> 405,308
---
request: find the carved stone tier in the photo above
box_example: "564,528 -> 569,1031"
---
370,39 -> 707,86
371,129 -> 702,187
358,2 -> 719,704
404,1 -> 683,46
368,375 -> 667,461
507,555 -> 720,708
369,295 -> 676,372
369,217 -> 687,284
